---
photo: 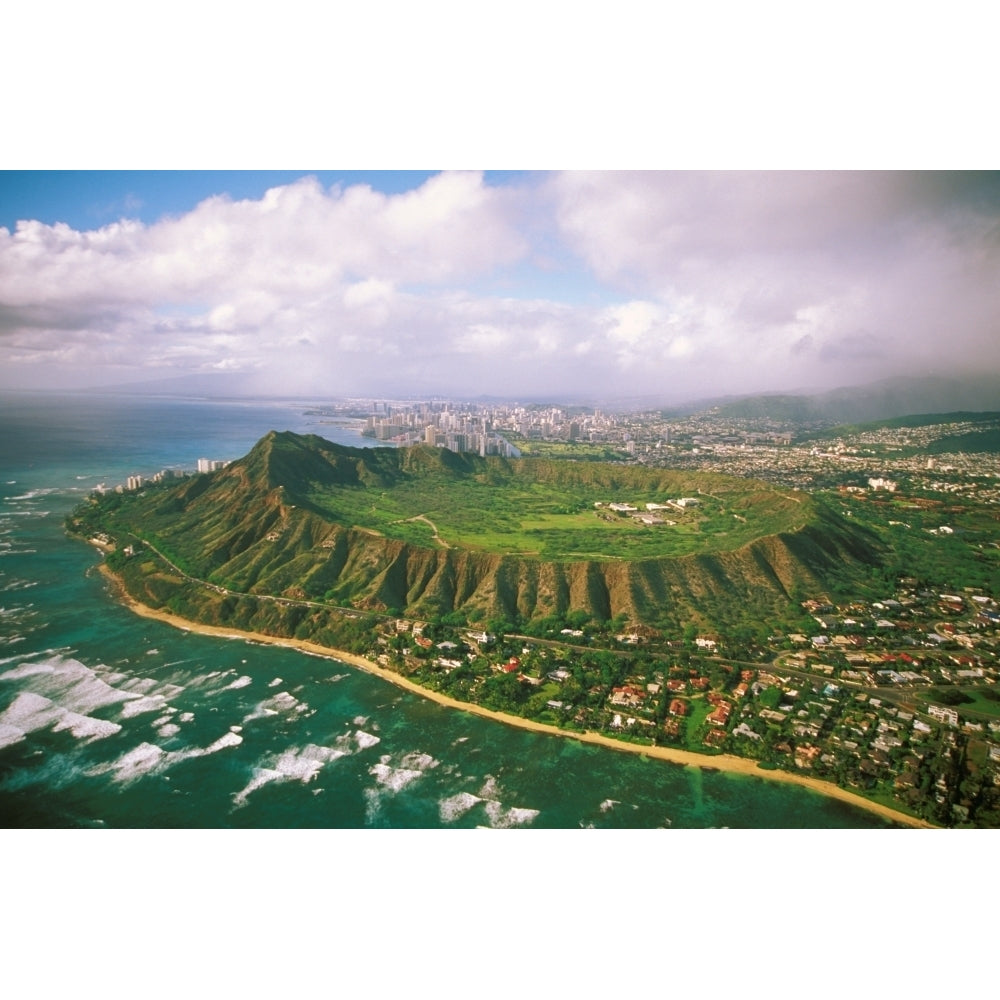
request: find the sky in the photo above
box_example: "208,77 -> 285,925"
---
1,169 -> 998,404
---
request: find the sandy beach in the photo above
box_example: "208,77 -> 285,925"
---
98,564 -> 934,828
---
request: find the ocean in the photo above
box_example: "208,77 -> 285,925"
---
0,390 -> 896,828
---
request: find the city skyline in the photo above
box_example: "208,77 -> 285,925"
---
1,170 -> 998,404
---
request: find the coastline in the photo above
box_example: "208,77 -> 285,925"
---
97,563 -> 934,829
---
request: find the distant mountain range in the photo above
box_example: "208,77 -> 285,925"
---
687,374 -> 1000,425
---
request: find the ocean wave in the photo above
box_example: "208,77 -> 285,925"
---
363,786 -> 382,823
367,751 -> 439,794
482,801 -> 540,829
119,695 -> 169,719
242,690 -> 301,723
5,488 -> 59,501
0,661 -> 55,683
0,690 -> 122,747
353,730 -> 381,750
600,798 -> 621,813
90,723 -> 249,786
470,773 -> 540,828
438,791 -> 483,823
91,742 -> 166,783
0,721 -> 26,749
0,656 -> 202,753
369,761 -> 425,794
399,751 -> 438,772
478,775 -> 501,800
52,710 -> 122,741
0,603 -> 36,619
204,731 -> 243,753
232,767 -> 284,807
157,723 -> 181,739
121,676 -> 157,694
37,659 -> 146,715
224,675 -> 253,690
232,743 -> 347,807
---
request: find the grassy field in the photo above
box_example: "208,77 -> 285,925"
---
306,463 -> 810,561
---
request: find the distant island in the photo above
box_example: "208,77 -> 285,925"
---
67,427 -> 1000,827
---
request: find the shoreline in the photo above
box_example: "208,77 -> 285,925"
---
97,564 -> 933,829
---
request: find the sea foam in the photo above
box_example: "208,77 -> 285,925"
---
232,743 -> 346,806
93,742 -> 166,783
52,710 -> 121,741
483,802 -> 540,828
119,695 -> 169,719
368,762 -> 425,793
203,731 -> 243,754
368,751 -> 439,795
0,654 -> 143,717
242,690 -> 305,723
438,791 -> 483,824
0,722 -> 26,749
0,690 -> 120,746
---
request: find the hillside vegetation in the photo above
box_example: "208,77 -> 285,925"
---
74,431 -> 885,629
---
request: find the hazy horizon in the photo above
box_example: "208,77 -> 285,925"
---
2,171 -> 998,403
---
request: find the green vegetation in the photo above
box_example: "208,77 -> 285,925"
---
925,428 -> 1000,454
829,492 -> 1000,596
68,431 -> 885,629
505,436 -> 629,462
799,411 -> 1000,441
300,442 -> 811,560
64,418 -> 1000,829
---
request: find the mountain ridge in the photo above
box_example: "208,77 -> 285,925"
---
77,431 -> 885,630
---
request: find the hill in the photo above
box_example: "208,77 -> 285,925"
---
72,431 -> 885,630
711,375 -> 1000,425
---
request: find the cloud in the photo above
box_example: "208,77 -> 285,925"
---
545,170 -> 1000,394
1,170 -> 998,401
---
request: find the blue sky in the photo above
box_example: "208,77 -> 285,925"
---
0,172 -> 533,233
1,170 -> 998,403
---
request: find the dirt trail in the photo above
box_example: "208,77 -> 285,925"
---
403,513 -> 451,548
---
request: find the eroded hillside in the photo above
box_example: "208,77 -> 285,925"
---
74,431 -> 885,628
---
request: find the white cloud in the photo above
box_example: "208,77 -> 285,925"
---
1,171 -> 998,401
548,171 -> 1000,392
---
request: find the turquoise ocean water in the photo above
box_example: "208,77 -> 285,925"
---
0,391 -> 896,828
